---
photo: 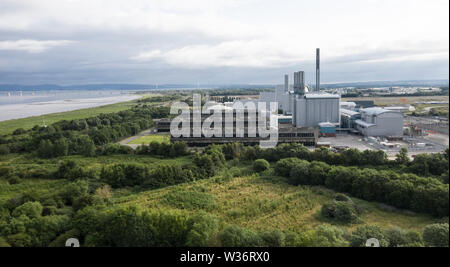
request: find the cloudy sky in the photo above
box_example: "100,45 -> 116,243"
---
0,0 -> 448,85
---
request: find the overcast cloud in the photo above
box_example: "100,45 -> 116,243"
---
0,0 -> 448,85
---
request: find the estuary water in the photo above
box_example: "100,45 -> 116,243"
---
0,90 -> 141,122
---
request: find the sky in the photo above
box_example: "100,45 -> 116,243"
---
0,0 -> 448,85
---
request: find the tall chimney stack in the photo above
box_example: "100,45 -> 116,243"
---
294,71 -> 305,96
316,48 -> 320,92
284,74 -> 289,92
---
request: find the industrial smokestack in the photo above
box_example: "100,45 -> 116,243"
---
294,71 -> 305,96
284,74 -> 289,92
316,48 -> 320,92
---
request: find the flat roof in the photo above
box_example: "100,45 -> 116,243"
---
361,107 -> 395,116
341,109 -> 360,116
355,119 -> 376,128
304,93 -> 340,99
318,122 -> 336,127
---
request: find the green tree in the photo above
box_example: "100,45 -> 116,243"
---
77,135 -> 96,157
37,139 -> 54,158
53,138 -> 69,157
288,160 -> 310,185
219,225 -> 263,247
253,159 -> 270,172
186,213 -> 220,247
395,147 -> 410,165
321,201 -> 361,224
275,158 -> 304,177
313,225 -> 349,247
260,229 -> 285,247
12,202 -> 43,219
423,223 -> 449,247
350,225 -> 389,247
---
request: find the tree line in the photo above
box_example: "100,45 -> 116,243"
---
0,106 -> 170,158
274,157 -> 448,217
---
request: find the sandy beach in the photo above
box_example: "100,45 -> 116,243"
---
0,94 -> 141,122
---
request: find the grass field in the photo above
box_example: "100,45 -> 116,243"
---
0,154 -> 443,235
128,134 -> 171,145
0,100 -> 137,135
114,167 -> 441,233
0,153 -> 192,174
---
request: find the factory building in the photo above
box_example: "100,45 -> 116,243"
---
340,109 -> 361,129
318,122 -> 337,137
353,100 -> 375,110
259,48 -> 341,128
259,77 -> 295,114
293,93 -> 340,127
162,49 -> 341,147
355,107 -> 404,137
340,102 -> 357,111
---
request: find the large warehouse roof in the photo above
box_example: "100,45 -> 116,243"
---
361,107 -> 400,116
304,93 -> 340,99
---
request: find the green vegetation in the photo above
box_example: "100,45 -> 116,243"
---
128,134 -> 170,145
0,100 -> 137,135
0,93 -> 448,247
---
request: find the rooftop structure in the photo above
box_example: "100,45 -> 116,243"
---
356,107 -> 404,137
294,71 -> 305,96
316,48 -> 320,92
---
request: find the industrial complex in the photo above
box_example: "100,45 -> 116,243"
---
155,48 -> 446,156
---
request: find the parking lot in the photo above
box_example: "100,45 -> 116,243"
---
318,133 -> 448,160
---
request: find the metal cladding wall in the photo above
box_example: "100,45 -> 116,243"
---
294,94 -> 340,127
361,112 -> 404,137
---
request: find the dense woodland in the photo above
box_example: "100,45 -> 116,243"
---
0,98 -> 448,247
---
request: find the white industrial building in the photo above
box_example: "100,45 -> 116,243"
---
340,101 -> 357,111
259,77 -> 340,128
259,49 -> 341,129
292,93 -> 340,127
355,107 -> 404,137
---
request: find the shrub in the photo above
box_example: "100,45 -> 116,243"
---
321,201 -> 361,224
260,229 -> 285,247
423,223 -> 449,247
101,163 -> 148,188
6,232 -> 32,247
57,160 -> 91,180
288,160 -> 310,185
253,159 -> 270,172
59,180 -> 89,205
312,225 -> 349,247
7,176 -> 21,185
219,225 -> 263,247
350,225 -> 390,247
147,165 -> 195,189
49,229 -> 81,247
12,202 -> 43,219
275,158 -> 304,177
0,237 -> 11,247
335,193 -> 352,202
12,128 -> 26,135
0,167 -> 11,178
163,190 -> 216,211
0,145 -> 10,155
186,213 -> 220,247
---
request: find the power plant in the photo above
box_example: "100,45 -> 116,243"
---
161,49 -> 406,146
260,48 -> 340,128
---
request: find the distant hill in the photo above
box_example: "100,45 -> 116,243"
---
0,79 -> 448,91
321,79 -> 449,89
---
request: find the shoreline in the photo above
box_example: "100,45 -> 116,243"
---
0,94 -> 141,122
